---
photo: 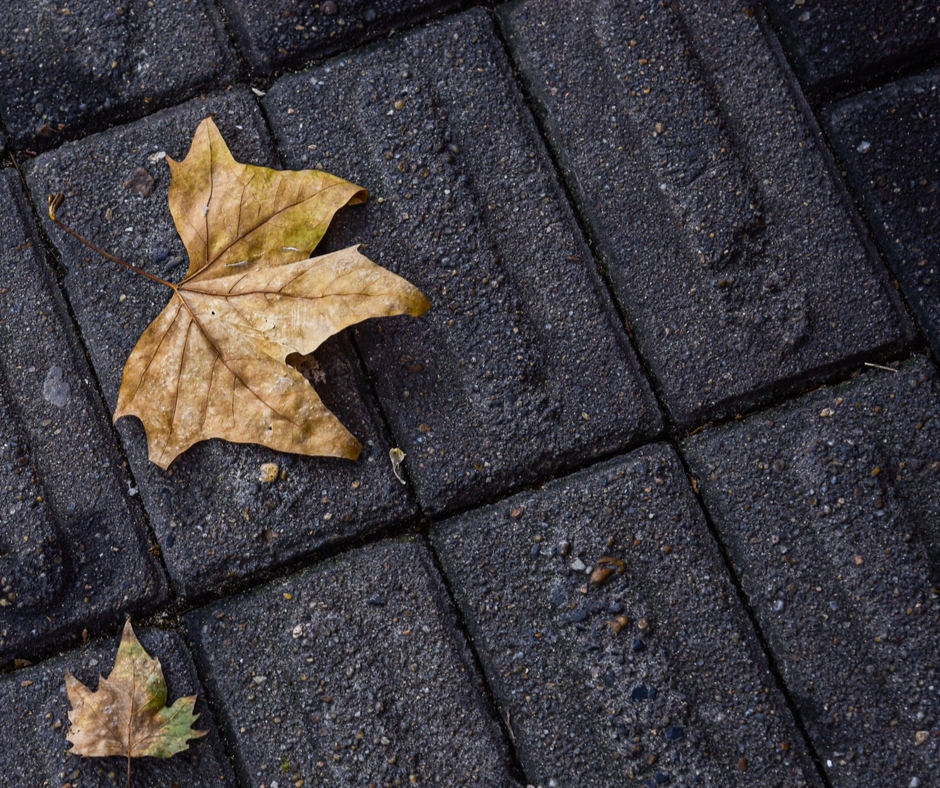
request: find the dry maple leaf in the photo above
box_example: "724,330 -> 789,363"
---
49,117 -> 430,469
65,620 -> 207,787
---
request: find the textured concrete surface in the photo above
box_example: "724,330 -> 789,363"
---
0,1 -> 937,785
25,91 -> 416,600
685,357 -> 940,787
219,0 -> 461,75
433,444 -> 822,788
0,170 -> 165,664
266,9 -> 661,515
501,0 -> 912,427
188,539 -> 522,787
827,68 -> 940,360
0,0 -> 235,149
0,625 -> 236,786
761,0 -> 940,92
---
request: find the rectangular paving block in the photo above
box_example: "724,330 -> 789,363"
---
264,9 -> 662,516
684,357 -> 940,787
501,0 -> 912,428
761,0 -> 940,93
0,0 -> 236,150
26,89 -> 416,600
220,0 -> 461,75
0,169 -> 166,664
187,538 -> 522,787
431,444 -> 821,788
0,625 -> 236,786
825,69 -> 940,360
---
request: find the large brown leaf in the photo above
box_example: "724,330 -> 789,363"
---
65,621 -> 206,782
106,117 -> 430,468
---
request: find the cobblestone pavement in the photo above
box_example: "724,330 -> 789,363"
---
0,2 -> 937,787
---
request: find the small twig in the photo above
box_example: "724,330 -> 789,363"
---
863,362 -> 898,373
47,193 -> 176,290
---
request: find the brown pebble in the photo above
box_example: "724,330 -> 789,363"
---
915,730 -> 929,746
737,757 -> 748,771
608,615 -> 630,634
322,0 -> 338,14
124,166 -> 155,197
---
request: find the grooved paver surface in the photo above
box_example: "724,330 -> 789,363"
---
0,170 -> 166,663
26,91 -> 415,600
685,358 -> 940,787
433,444 -> 821,788
0,626 -> 236,786
188,539 -> 522,787
219,0 -> 461,75
761,0 -> 940,92
0,0 -> 939,785
265,9 -> 661,515
502,0 -> 912,427
0,0 -> 235,149
826,69 -> 940,360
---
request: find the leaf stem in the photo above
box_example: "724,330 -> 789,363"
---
127,752 -> 132,788
47,193 -> 177,290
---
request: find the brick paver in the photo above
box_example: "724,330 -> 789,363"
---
188,539 -> 522,787
265,9 -> 661,515
0,170 -> 165,663
0,0 -> 235,149
826,68 -> 940,360
761,0 -> 940,93
685,358 -> 940,787
219,0 -> 460,75
0,626 -> 236,786
501,0 -> 912,427
0,1 -> 938,786
26,91 -> 416,599
433,444 -> 822,788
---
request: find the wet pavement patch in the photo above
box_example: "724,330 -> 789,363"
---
432,443 -> 821,787
685,357 -> 940,788
265,8 -> 661,515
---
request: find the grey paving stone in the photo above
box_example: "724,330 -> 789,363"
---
0,0 -> 235,150
25,90 -> 415,600
264,9 -> 662,516
0,625 -> 236,786
684,357 -> 940,787
219,0 -> 461,75
187,538 -> 522,787
761,0 -> 940,93
826,69 -> 940,360
0,169 -> 165,664
432,444 -> 821,788
501,0 -> 912,428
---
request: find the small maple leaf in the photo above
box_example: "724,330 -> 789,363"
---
49,117 -> 430,469
65,620 -> 207,787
